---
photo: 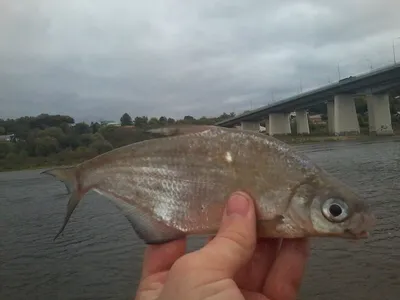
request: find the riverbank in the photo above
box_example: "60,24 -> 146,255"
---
0,153 -> 94,173
276,133 -> 400,144
2,132 -> 399,173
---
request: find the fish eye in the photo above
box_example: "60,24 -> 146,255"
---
321,198 -> 349,222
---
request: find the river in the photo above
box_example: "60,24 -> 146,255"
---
1,138 -> 399,300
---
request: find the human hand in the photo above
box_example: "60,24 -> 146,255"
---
135,192 -> 310,300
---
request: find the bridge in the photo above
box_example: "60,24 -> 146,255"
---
215,63 -> 400,136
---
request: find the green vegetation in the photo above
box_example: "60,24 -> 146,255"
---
0,112 -> 236,172
1,95 -> 400,172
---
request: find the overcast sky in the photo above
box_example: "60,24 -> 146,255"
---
1,0 -> 400,122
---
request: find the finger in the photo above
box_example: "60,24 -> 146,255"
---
262,238 -> 310,300
234,238 -> 282,292
195,191 -> 257,277
140,238 -> 187,280
240,289 -> 269,300
203,235 -> 214,246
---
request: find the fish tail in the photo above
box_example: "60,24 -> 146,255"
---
41,166 -> 85,241
41,165 -> 76,194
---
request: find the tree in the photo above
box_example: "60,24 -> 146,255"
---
30,113 -> 74,129
183,115 -> 195,122
34,136 -> 59,156
0,142 -> 10,159
148,117 -> 159,127
74,122 -> 91,135
354,96 -> 367,114
90,139 -> 113,154
134,116 -> 148,128
120,113 -> 133,126
60,122 -> 72,134
90,122 -> 101,133
38,127 -> 65,142
79,133 -> 95,147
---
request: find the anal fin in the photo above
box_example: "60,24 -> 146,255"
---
124,213 -> 185,245
93,188 -> 186,244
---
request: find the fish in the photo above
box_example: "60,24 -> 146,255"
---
42,125 -> 376,244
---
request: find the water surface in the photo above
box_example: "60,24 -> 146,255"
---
1,138 -> 399,300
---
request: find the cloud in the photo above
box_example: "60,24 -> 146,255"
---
0,0 -> 400,122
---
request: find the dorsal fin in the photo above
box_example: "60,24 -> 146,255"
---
146,124 -> 216,136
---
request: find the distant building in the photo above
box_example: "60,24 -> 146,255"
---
102,121 -> 121,127
0,134 -> 15,142
308,114 -> 325,124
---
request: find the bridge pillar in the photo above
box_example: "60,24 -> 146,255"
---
326,101 -> 335,134
240,121 -> 260,131
366,94 -> 393,135
333,94 -> 360,135
295,110 -> 310,134
269,113 -> 291,135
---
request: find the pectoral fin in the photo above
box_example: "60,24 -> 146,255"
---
256,215 -> 286,238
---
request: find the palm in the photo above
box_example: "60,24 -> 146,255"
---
135,238 -> 309,300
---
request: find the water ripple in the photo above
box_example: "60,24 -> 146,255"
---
1,139 -> 400,300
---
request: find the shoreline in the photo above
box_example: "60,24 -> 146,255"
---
275,133 -> 400,144
1,133 -> 399,173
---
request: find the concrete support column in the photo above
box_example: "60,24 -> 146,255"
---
333,94 -> 360,135
366,94 -> 393,135
326,101 -> 335,134
269,113 -> 291,136
295,110 -> 310,134
240,121 -> 260,131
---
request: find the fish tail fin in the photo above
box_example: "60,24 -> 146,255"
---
41,165 -> 77,194
41,165 -> 85,241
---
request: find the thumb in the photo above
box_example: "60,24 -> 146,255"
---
197,191 -> 257,277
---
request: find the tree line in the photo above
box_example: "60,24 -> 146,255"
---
0,112 -> 235,171
118,112 -> 236,127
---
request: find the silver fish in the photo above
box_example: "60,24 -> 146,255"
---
42,125 -> 376,244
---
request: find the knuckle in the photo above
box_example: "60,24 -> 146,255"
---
170,253 -> 199,273
219,228 -> 255,254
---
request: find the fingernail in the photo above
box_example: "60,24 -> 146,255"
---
225,192 -> 250,217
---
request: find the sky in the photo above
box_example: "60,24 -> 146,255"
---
1,0 -> 400,123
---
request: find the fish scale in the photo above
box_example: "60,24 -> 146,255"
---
42,125 -> 376,244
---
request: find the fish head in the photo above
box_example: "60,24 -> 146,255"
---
287,174 -> 376,239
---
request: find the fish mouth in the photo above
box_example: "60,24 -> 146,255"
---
343,213 -> 377,239
343,229 -> 370,239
